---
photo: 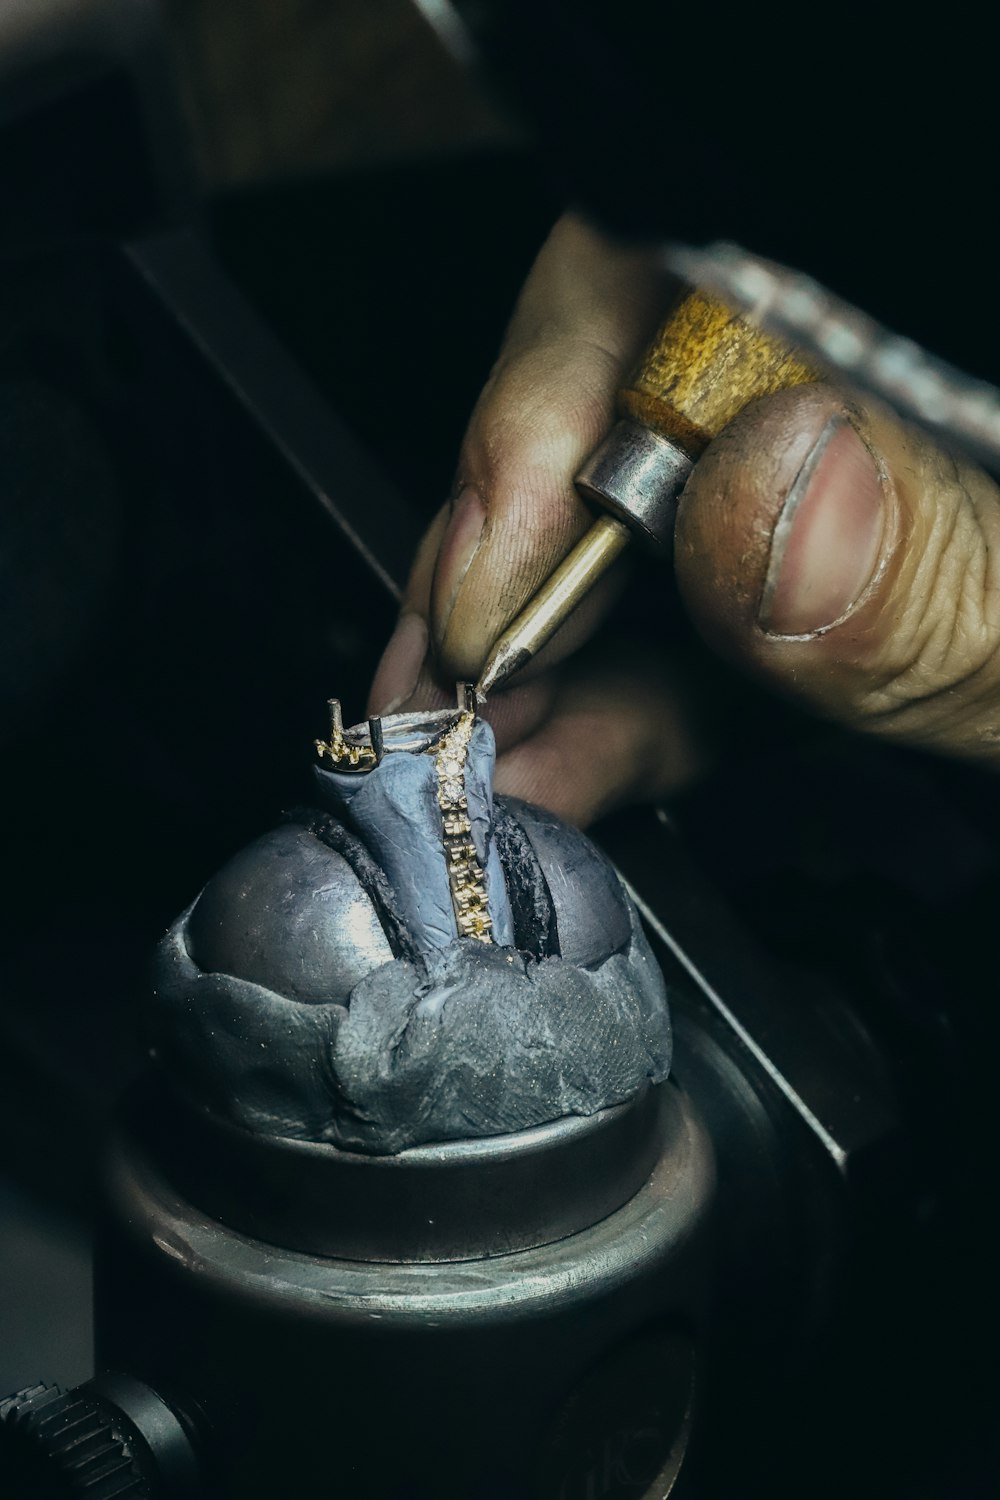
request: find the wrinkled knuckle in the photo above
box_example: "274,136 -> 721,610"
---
503,316 -> 623,377
469,340 -> 618,479
855,476 -> 1000,742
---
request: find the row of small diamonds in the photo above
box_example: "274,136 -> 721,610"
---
431,711 -> 493,943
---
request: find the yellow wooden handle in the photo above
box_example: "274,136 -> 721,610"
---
619,289 -> 817,457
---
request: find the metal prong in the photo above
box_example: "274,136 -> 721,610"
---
367,715 -> 385,764
327,698 -> 344,737
457,682 -> 476,714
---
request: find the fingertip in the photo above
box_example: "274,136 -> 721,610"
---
430,486 -> 487,647
758,418 -> 886,638
368,612 -> 429,714
674,384 -> 853,658
494,646 -> 716,826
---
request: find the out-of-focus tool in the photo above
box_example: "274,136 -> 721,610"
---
476,287 -> 815,695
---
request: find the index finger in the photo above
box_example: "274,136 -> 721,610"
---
432,214 -> 670,681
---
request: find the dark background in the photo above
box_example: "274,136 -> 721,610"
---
0,4 -> 997,1497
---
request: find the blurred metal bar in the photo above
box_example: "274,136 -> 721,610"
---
124,229 -> 422,599
1,0 -> 197,233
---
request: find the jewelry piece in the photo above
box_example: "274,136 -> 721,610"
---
430,697 -> 493,944
314,685 -> 493,943
315,700 -> 381,772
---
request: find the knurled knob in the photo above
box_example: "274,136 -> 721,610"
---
0,1380 -> 150,1498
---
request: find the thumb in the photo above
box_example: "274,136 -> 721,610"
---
676,383 -> 1000,765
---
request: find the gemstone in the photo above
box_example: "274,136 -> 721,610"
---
442,777 -> 464,802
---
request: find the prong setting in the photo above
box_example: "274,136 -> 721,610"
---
315,698 -> 377,771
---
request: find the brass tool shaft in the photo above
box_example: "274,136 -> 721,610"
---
477,515 -> 630,695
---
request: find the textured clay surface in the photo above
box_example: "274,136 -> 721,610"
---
152,761 -> 672,1153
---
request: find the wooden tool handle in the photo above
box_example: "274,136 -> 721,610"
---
619,289 -> 816,458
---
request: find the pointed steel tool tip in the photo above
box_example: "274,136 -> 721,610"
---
327,698 -> 344,736
367,715 -> 385,764
475,642 -> 530,701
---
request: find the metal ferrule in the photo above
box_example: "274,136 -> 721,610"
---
575,418 -> 694,554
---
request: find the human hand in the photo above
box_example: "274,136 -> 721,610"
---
369,214 -> 1000,826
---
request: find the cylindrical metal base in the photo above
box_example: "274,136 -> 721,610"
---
147,1082 -> 671,1263
95,1082 -> 714,1500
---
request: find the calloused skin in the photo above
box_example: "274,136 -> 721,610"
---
369,214 -> 1000,828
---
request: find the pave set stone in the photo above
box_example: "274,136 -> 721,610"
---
430,711 -> 493,943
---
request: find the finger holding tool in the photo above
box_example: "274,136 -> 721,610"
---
476,289 -> 816,697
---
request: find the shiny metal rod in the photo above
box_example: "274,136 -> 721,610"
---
476,514 -> 631,697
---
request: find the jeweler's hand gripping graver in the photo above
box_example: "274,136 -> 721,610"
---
476,289 -> 815,695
